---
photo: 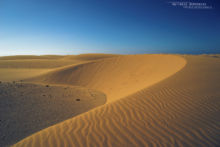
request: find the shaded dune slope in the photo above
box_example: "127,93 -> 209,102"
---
0,83 -> 106,147
14,55 -> 220,146
27,55 -> 186,102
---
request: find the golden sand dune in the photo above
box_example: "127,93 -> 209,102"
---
27,54 -> 186,102
0,54 -> 119,69
0,69 -> 52,82
1,54 -> 219,147
13,55 -> 220,147
62,54 -> 119,61
0,54 -> 118,146
0,55 -> 64,60
0,54 -> 118,82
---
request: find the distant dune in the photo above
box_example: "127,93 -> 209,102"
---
0,54 -> 119,69
0,54 -> 119,82
0,54 -> 219,146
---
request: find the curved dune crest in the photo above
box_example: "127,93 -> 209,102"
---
13,55 -> 220,147
28,54 -> 186,102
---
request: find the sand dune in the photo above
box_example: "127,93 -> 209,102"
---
0,54 -> 118,146
1,54 -> 219,147
62,54 -> 119,61
0,54 -> 118,82
0,54 -> 118,69
0,69 -> 52,82
13,54 -> 220,147
0,55 -> 64,60
27,54 -> 186,102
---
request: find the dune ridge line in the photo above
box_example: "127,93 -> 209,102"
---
15,54 -> 216,147
26,54 -> 186,103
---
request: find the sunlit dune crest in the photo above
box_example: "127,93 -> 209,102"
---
0,54 -> 220,147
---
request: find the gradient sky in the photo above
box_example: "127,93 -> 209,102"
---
0,0 -> 220,56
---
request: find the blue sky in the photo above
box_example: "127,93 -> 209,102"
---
0,0 -> 220,56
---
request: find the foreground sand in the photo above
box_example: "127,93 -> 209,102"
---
0,83 -> 106,146
0,54 -> 220,146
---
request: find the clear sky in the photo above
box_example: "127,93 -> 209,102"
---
0,0 -> 220,56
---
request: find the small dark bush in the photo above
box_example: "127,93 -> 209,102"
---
46,85 -> 49,87
76,99 -> 80,101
